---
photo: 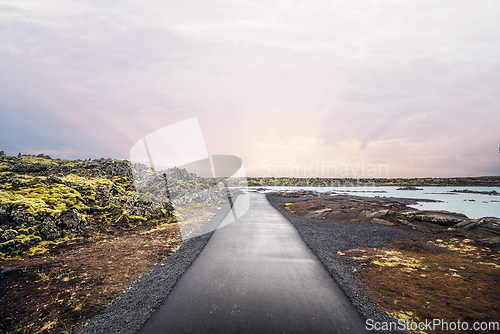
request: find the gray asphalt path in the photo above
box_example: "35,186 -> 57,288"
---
138,192 -> 369,334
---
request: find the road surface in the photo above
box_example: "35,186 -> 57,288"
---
139,192 -> 369,334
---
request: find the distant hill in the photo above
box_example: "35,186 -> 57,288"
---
245,176 -> 500,187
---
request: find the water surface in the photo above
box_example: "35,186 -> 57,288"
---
250,186 -> 500,219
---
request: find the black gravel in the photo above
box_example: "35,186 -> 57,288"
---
266,193 -> 412,334
76,200 -> 235,334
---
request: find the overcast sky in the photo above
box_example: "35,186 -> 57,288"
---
1,0 -> 499,177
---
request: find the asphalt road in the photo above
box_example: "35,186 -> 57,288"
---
138,192 -> 369,334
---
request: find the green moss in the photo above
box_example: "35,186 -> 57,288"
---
19,156 -> 57,166
1,190 -> 58,217
26,237 -> 69,257
111,175 -> 133,189
0,181 -> 12,188
31,235 -> 42,242
3,228 -> 18,236
129,215 -> 147,221
1,239 -> 16,248
14,234 -> 42,244
0,190 -> 50,214
0,180 -> 92,217
55,235 -> 70,243
186,202 -> 205,208
59,174 -> 114,189
28,242 -> 50,256
19,227 -> 36,235
0,156 -> 177,255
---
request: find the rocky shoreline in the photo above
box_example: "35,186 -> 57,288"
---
245,175 -> 500,187
451,189 -> 499,196
269,190 -> 500,246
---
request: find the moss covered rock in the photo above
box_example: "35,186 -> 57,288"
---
0,152 -> 242,257
57,209 -> 84,230
0,154 -> 155,254
1,228 -> 18,241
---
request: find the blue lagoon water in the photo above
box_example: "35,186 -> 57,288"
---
251,186 -> 500,219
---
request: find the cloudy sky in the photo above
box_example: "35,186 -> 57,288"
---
1,0 -> 499,177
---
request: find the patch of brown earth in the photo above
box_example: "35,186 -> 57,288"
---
350,238 -> 500,333
0,205 -> 217,334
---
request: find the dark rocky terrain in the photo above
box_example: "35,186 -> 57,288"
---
0,151 -> 238,259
